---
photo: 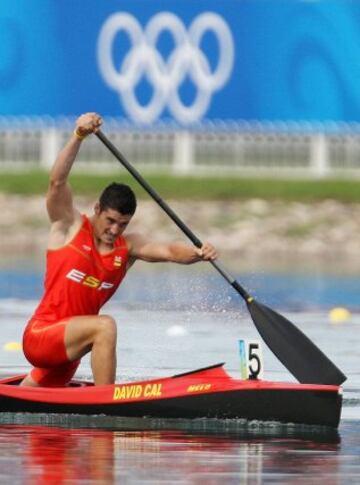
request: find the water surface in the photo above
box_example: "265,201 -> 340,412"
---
0,263 -> 359,482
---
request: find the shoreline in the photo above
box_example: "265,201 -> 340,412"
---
1,193 -> 360,271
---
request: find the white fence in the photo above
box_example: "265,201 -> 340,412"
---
1,117 -> 360,177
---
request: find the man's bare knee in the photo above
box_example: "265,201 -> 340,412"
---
96,315 -> 117,344
64,315 -> 117,362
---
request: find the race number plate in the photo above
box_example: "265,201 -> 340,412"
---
238,339 -> 264,380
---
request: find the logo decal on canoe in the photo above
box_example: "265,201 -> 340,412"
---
187,384 -> 212,393
113,383 -> 162,400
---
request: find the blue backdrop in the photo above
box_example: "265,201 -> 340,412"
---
1,0 -> 360,125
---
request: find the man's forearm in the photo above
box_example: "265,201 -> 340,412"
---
167,243 -> 202,264
49,134 -> 82,186
49,113 -> 102,186
169,242 -> 217,264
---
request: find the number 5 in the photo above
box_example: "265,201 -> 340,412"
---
239,339 -> 264,380
248,343 -> 262,379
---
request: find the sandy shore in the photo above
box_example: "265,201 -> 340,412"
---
1,193 -> 360,270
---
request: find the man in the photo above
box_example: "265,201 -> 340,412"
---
21,113 -> 217,387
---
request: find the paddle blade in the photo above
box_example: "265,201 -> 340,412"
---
247,300 -> 346,385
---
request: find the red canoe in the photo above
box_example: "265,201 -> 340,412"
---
0,363 -> 342,428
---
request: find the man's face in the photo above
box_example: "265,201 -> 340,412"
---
94,205 -> 133,245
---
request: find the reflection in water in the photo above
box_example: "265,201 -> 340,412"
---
17,427 -> 113,484
0,422 -> 345,484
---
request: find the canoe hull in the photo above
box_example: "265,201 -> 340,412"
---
0,364 -> 343,427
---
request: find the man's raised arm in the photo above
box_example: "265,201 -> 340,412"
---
47,113 -> 102,225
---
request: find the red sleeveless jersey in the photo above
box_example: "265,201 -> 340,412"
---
32,215 -> 129,323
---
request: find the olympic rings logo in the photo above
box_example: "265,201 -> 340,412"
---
97,12 -> 234,124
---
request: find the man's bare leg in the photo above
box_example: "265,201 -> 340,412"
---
64,314 -> 117,385
20,375 -> 40,387
21,314 -> 117,387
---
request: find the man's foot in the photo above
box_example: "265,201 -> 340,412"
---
19,374 -> 40,387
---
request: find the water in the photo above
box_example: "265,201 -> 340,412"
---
0,262 -> 360,482
0,423 -> 356,484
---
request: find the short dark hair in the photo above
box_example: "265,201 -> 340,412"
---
99,183 -> 137,215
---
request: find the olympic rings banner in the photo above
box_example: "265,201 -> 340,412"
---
1,0 -> 360,125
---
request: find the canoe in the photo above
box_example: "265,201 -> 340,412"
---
0,363 -> 342,428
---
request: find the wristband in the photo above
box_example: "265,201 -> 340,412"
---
74,129 -> 87,140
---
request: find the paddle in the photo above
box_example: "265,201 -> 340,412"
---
95,130 -> 346,386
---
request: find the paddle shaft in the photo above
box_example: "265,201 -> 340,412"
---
96,130 -> 251,301
95,129 -> 347,385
